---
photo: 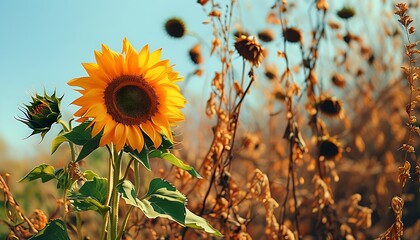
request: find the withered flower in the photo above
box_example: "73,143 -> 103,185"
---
318,135 -> 342,160
189,44 -> 203,64
337,6 -> 356,20
318,95 -> 344,118
283,27 -> 303,44
164,17 -> 186,38
233,30 -> 250,39
234,35 -> 265,67
265,64 -> 278,80
258,29 -> 275,42
331,73 -> 346,88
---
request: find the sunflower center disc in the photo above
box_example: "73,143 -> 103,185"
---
116,85 -> 151,118
105,75 -> 159,125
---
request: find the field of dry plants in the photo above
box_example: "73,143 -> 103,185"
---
1,0 -> 420,239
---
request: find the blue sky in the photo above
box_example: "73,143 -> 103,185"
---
0,0 -> 403,158
0,0 -> 212,157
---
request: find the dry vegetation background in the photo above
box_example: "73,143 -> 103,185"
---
1,0 -> 420,239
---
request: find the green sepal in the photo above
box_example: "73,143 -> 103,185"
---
124,144 -> 151,171
28,219 -> 70,240
19,164 -> 56,183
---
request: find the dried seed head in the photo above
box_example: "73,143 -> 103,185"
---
197,0 -> 209,5
318,95 -> 344,118
337,6 -> 356,20
332,73 -> 346,88
233,29 -> 250,39
274,88 -> 287,101
283,27 -> 303,44
234,35 -> 265,67
189,44 -> 203,65
164,17 -> 186,38
319,136 -> 342,160
265,64 -> 278,80
258,29 -> 275,42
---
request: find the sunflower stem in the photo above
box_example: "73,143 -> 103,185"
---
57,119 -> 76,217
110,145 -> 122,240
117,161 -> 140,239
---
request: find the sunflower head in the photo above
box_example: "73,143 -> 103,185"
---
331,73 -> 346,88
283,27 -> 303,44
258,29 -> 275,43
234,35 -> 265,67
265,64 -> 278,80
337,6 -> 356,20
318,136 -> 342,160
164,17 -> 186,38
317,95 -> 344,118
189,44 -> 203,65
233,29 -> 250,39
68,38 -> 186,152
18,90 -> 62,139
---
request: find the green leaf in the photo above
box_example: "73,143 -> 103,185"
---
51,135 -> 67,154
83,170 -> 99,181
117,179 -> 221,236
159,153 -> 202,179
63,121 -> 92,145
55,169 -> 71,189
29,219 -> 70,240
75,130 -> 102,162
148,196 -> 186,224
117,179 -> 186,225
68,177 -> 109,213
19,164 -> 56,183
185,209 -> 223,237
124,145 -> 151,170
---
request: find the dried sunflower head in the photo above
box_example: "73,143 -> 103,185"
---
317,95 -> 344,118
318,135 -> 342,160
337,6 -> 356,20
164,17 -> 186,38
258,29 -> 275,42
264,64 -> 278,80
234,35 -> 265,67
331,73 -> 346,88
189,44 -> 203,65
283,27 -> 303,44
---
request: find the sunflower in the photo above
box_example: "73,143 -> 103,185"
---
68,38 -> 186,152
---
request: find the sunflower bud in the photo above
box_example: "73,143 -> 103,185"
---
18,90 -> 62,139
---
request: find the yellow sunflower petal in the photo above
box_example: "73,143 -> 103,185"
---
122,38 -> 140,75
67,77 -> 105,89
146,48 -> 163,69
151,114 -> 172,142
138,45 -> 150,71
140,122 -> 156,145
114,123 -> 127,151
99,120 -> 117,147
82,63 -> 111,83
